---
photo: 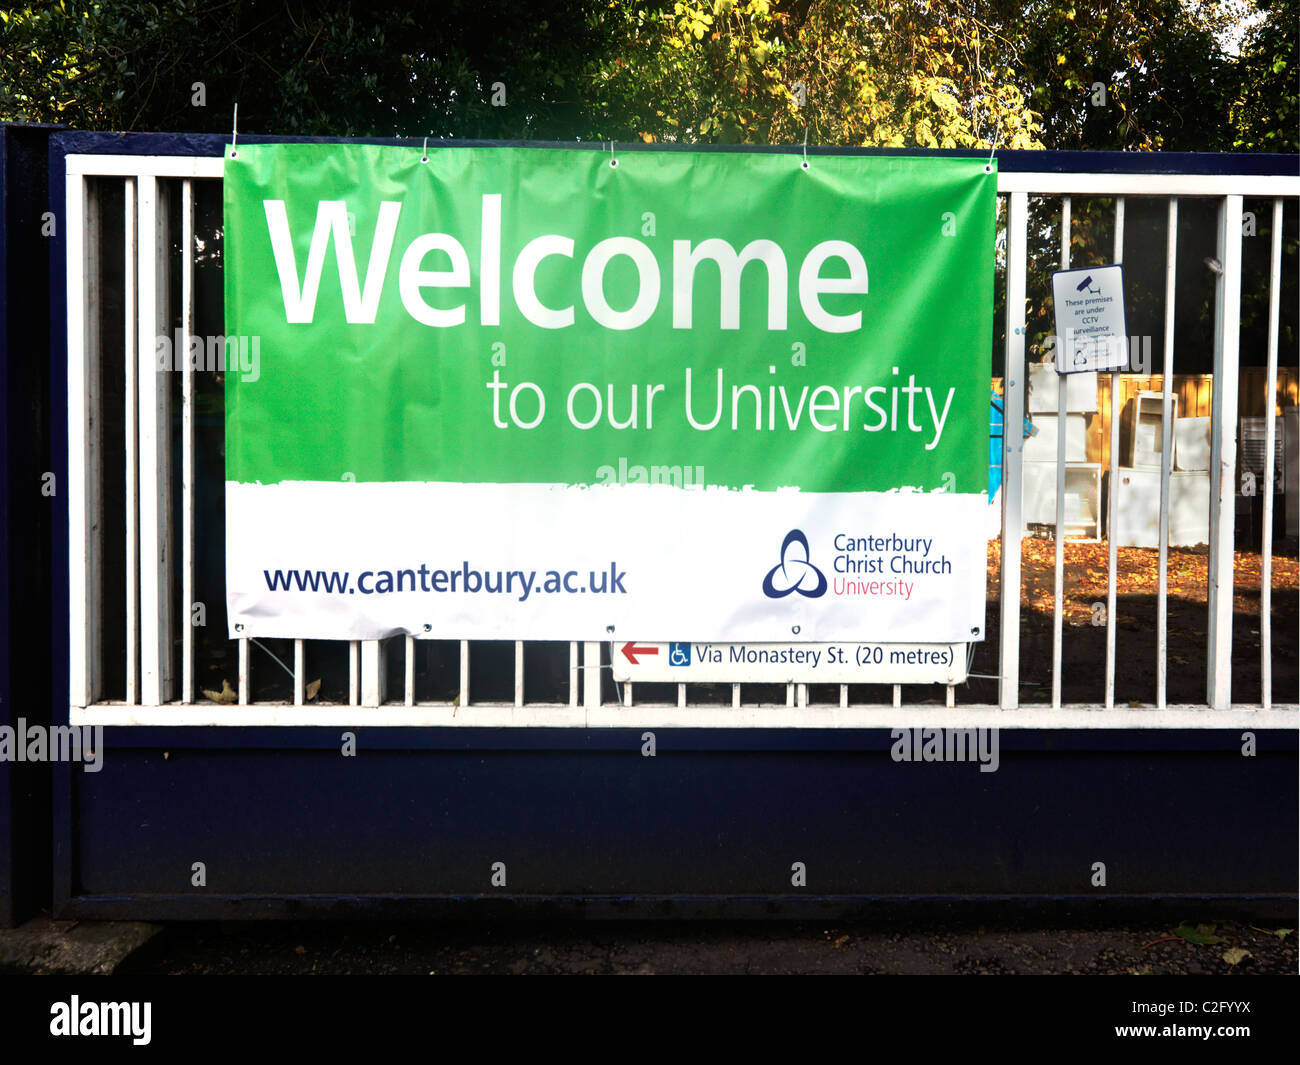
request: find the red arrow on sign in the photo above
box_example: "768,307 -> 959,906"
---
621,642 -> 659,666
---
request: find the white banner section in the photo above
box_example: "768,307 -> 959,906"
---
612,640 -> 967,684
226,482 -> 988,642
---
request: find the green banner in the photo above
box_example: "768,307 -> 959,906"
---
223,144 -> 995,494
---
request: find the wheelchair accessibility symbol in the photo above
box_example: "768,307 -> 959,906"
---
668,642 -> 692,667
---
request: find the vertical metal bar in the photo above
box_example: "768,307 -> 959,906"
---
137,175 -> 173,706
839,684 -> 848,708
67,172 -> 100,708
1104,198 -> 1124,709
1260,198 -> 1284,709
623,681 -> 633,708
513,640 -> 524,707
732,683 -> 741,709
1157,199 -> 1179,708
348,640 -> 359,705
892,684 -> 901,709
294,639 -> 305,706
238,637 -> 250,705
404,635 -> 415,706
946,684 -> 955,708
1000,192 -> 1029,710
568,641 -> 579,708
785,683 -> 794,708
123,179 -> 138,705
1052,197 -> 1071,709
583,641 -> 600,710
1207,195 -> 1244,710
797,683 -> 808,708
180,179 -> 196,704
677,683 -> 687,709
460,640 -> 471,707
362,640 -> 385,707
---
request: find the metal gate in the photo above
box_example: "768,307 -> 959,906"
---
35,131 -> 1300,916
61,137 -> 1298,728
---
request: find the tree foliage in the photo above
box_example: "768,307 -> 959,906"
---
1230,0 -> 1298,152
981,0 -> 1251,150
0,0 -> 1294,152
586,0 -> 1043,148
0,1 -> 604,138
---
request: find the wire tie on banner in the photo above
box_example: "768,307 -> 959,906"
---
985,118 -> 1000,173
609,140 -> 618,169
421,136 -> 429,164
801,128 -> 809,170
230,103 -> 238,158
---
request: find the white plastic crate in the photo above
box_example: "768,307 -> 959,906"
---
1111,468 -> 1210,547
1027,363 -> 1099,413
1122,391 -> 1177,468
1024,412 -> 1090,463
1024,461 -> 1101,539
1173,416 -> 1210,471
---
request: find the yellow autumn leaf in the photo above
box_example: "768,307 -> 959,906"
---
202,679 -> 237,704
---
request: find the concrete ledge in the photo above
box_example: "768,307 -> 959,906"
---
0,918 -> 161,974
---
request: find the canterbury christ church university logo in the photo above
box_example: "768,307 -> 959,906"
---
762,529 -> 953,602
763,529 -> 827,599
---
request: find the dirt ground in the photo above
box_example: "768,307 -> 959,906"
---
111,916 -> 1297,975
959,536 -> 1299,707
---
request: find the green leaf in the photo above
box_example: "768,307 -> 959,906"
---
1173,923 -> 1225,946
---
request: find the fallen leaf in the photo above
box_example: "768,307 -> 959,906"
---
202,679 -> 237,704
1222,947 -> 1251,967
1173,923 -> 1225,946
306,678 -> 322,701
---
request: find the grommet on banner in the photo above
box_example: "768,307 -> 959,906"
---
421,137 -> 429,164
608,140 -> 618,169
229,103 -> 238,158
801,128 -> 809,170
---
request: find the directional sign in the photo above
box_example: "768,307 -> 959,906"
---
1051,263 -> 1129,374
611,641 -> 967,685
619,642 -> 659,666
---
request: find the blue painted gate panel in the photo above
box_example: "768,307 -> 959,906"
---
54,729 -> 1296,915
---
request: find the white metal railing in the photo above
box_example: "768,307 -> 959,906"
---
63,152 -> 1300,728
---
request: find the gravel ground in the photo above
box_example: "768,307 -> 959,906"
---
113,916 -> 1297,975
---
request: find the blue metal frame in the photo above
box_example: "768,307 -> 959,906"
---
42,130 -> 1299,916
48,130 -> 1300,174
2,124 -> 61,926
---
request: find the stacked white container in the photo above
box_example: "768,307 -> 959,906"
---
1112,392 -> 1211,548
1024,364 -> 1101,539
